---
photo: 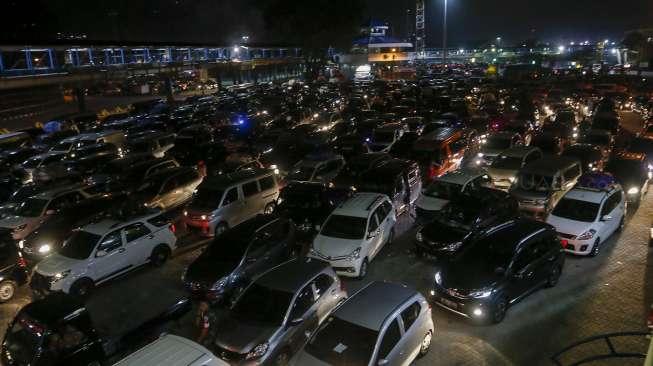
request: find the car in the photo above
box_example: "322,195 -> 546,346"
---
604,152 -> 651,204
137,166 -> 203,210
561,143 -> 605,173
357,159 -> 422,215
285,154 -> 345,185
509,156 -> 582,219
331,134 -> 370,161
579,129 -> 614,160
415,188 -> 519,257
0,239 -> 29,302
126,131 -> 175,159
309,193 -> 396,278
529,132 -> 564,156
296,281 -> 434,365
474,132 -> 523,167
330,152 -> 391,190
183,168 -> 279,237
487,146 -> 543,190
546,173 -> 626,256
30,211 -> 177,297
369,122 -> 408,152
412,128 -> 468,181
414,168 -> 493,223
431,219 -> 565,323
182,215 -> 296,303
212,258 -> 347,365
113,334 -> 228,366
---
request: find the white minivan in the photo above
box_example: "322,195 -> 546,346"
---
113,334 -> 227,366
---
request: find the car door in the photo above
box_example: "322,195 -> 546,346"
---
220,187 -> 243,227
399,301 -> 424,363
598,191 -> 620,238
122,222 -> 154,265
373,318 -> 403,366
284,283 -> 320,354
366,213 -> 382,259
91,229 -> 131,283
258,175 -> 278,206
506,243 -> 539,301
159,176 -> 179,209
241,180 -> 262,218
242,235 -> 269,277
312,273 -> 339,323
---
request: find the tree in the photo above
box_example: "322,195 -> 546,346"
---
257,0 -> 365,80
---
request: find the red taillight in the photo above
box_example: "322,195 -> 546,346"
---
560,239 -> 568,248
17,255 -> 27,268
169,223 -> 176,234
428,165 -> 438,180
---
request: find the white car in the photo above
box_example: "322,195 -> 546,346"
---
309,193 -> 396,278
114,334 -> 228,366
546,182 -> 625,256
30,212 -> 177,297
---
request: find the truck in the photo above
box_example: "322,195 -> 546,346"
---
1,293 -> 191,366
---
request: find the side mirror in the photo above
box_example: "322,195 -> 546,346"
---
367,232 -> 377,240
601,215 -> 613,221
288,317 -> 303,327
95,250 -> 107,258
377,359 -> 389,366
45,209 -> 56,215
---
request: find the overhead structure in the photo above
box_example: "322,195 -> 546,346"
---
415,0 -> 425,58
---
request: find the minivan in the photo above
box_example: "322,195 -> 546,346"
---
127,131 -> 176,158
183,168 -> 279,237
358,159 -> 422,215
412,128 -> 468,182
113,334 -> 227,366
138,167 -> 203,210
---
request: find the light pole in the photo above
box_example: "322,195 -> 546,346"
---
442,0 -> 448,65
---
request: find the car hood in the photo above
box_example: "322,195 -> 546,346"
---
440,263 -> 501,290
0,216 -> 32,229
214,315 -> 279,354
415,195 -> 448,212
185,256 -> 240,285
312,235 -> 359,258
509,188 -> 549,201
421,221 -> 470,244
480,148 -> 503,157
487,167 -> 517,180
546,214 -> 590,236
34,253 -> 82,275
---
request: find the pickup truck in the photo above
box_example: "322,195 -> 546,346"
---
1,293 -> 191,366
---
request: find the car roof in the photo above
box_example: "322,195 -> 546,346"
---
437,168 -> 486,185
256,258 -> 330,293
21,293 -> 85,326
201,168 -> 271,189
369,159 -> 414,176
114,334 -> 222,366
375,122 -> 405,132
499,146 -> 540,158
417,127 -> 459,142
521,156 -> 579,175
333,193 -> 386,218
481,219 -> 553,244
333,281 -> 417,331
564,187 -> 611,204
32,184 -> 84,200
82,210 -> 160,234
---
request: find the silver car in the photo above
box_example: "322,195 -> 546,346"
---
296,281 -> 434,366
211,258 -> 347,365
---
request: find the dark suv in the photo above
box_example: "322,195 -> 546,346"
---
431,219 -> 565,324
182,215 -> 296,304
415,188 -> 519,257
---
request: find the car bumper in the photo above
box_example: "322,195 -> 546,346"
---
183,218 -> 216,237
517,203 -> 548,219
307,254 -> 361,277
559,236 -> 594,255
429,287 -> 493,321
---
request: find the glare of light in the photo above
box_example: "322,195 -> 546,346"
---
233,46 -> 240,53
611,48 -> 617,54
491,48 -> 496,52
470,57 -> 476,63
531,60 -> 536,65
459,49 -> 464,54
558,45 -> 565,53
391,48 -> 396,52
473,308 -> 483,317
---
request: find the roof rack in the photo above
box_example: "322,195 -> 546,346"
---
575,172 -> 618,192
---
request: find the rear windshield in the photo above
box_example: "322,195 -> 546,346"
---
305,316 -> 377,365
516,173 -> 557,192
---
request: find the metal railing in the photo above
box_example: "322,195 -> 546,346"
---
551,331 -> 649,366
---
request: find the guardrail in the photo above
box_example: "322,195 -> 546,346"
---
551,331 -> 649,366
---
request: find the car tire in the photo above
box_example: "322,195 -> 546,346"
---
546,265 -> 562,288
491,297 -> 508,324
150,245 -> 171,266
589,238 -> 601,257
214,222 -> 228,237
264,202 -> 275,215
0,280 -> 17,302
358,258 -> 369,279
418,330 -> 433,358
386,228 -> 395,245
70,278 -> 94,299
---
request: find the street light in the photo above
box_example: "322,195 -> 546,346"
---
442,0 -> 448,65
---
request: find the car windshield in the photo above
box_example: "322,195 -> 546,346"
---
232,283 -> 292,325
485,137 -> 511,150
457,233 -> 515,271
205,235 -> 249,262
413,149 -> 443,166
424,180 -> 462,199
13,198 -> 48,217
192,188 -> 224,209
304,316 -> 378,365
287,166 -> 314,181
321,215 -> 367,240
373,131 -> 395,143
280,189 -> 322,209
59,230 -> 100,260
4,314 -> 43,364
516,173 -> 557,192
52,141 -> 72,152
551,198 -> 599,222
583,134 -> 609,146
491,156 -> 522,170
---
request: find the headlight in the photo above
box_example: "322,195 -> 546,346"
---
270,164 -> 278,170
577,229 -> 596,240
200,215 -> 207,220
348,247 -> 361,261
38,244 -> 51,254
52,270 -> 71,283
245,342 -> 269,360
535,198 -> 548,206
648,164 -> 652,170
211,277 -> 228,292
434,271 -> 442,285
183,210 -> 188,216
469,289 -> 493,298
508,176 -> 516,183
627,187 -> 639,195
416,231 -> 423,242
477,152 -> 484,158
443,241 -> 463,252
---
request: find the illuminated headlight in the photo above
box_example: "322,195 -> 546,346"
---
508,176 -> 516,183
183,210 -> 188,216
313,113 -> 319,119
469,289 -> 492,298
347,247 -> 361,261
572,133 -> 578,138
648,164 -> 653,170
434,271 -> 442,285
273,168 -> 280,175
52,270 -> 71,283
627,187 -> 639,195
473,308 -> 484,317
350,186 -> 357,191
38,244 -> 51,254
18,240 -> 25,249
577,229 -> 596,241
416,231 -> 423,242
270,164 -> 278,170
573,126 -> 578,131
477,153 -> 484,158
246,342 -> 269,360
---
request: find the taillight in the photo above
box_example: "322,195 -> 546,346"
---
429,165 -> 438,180
17,255 -> 27,268
560,239 -> 568,248
169,223 -> 176,234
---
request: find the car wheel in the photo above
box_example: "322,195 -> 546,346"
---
264,203 -> 275,215
0,281 -> 16,302
589,238 -> 601,257
70,278 -> 94,299
492,297 -> 508,324
358,258 -> 369,279
274,351 -> 290,366
546,265 -> 562,288
386,228 -> 395,245
150,245 -> 170,266
214,223 -> 228,237
418,330 -> 433,357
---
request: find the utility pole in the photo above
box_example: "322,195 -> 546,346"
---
442,0 -> 448,65
415,0 -> 425,58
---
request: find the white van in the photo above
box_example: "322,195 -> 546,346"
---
113,334 -> 227,366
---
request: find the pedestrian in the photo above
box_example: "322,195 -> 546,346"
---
195,301 -> 210,345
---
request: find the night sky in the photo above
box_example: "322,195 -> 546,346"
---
1,0 -> 651,46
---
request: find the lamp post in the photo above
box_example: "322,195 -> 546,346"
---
442,0 -> 448,65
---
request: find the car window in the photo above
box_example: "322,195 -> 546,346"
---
242,181 -> 260,197
246,237 -> 268,258
290,284 -> 315,320
601,191 -> 620,216
377,318 -> 401,361
400,302 -> 421,331
221,187 -> 238,206
98,230 -> 123,252
563,165 -> 581,182
381,201 -> 393,218
368,214 -> 379,233
512,244 -> 536,272
408,169 -> 419,184
258,176 -> 275,191
313,274 -> 334,299
123,223 -> 151,242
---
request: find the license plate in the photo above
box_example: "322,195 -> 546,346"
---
440,298 -> 458,309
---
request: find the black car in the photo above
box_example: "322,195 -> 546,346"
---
277,182 -> 351,242
415,188 -> 519,257
530,132 -> 564,156
389,131 -> 420,160
562,143 -> 605,173
0,239 -> 29,302
331,134 -> 370,161
182,215 -> 296,304
330,152 -> 391,189
626,137 -> 653,170
604,152 -> 651,204
431,219 -> 565,324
